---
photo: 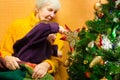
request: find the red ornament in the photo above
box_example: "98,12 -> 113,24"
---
85,72 -> 91,78
100,60 -> 104,65
97,12 -> 104,18
95,34 -> 102,48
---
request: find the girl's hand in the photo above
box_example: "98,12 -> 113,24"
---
47,34 -> 56,45
59,26 -> 67,34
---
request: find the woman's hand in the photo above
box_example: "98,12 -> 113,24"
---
32,62 -> 51,79
4,56 -> 21,70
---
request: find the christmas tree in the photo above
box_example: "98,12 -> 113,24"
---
63,0 -> 120,80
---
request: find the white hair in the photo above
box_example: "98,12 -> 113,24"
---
36,0 -> 61,10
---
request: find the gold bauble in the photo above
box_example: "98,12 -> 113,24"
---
63,59 -> 71,67
94,0 -> 102,12
83,60 -> 88,64
89,56 -> 102,68
100,76 -> 108,80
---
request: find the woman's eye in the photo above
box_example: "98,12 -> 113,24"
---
48,8 -> 53,12
47,8 -> 57,14
54,11 -> 57,14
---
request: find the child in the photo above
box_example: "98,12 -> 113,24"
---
13,21 -> 61,64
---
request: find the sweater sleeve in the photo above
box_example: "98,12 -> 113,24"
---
0,19 -> 29,58
49,22 -> 59,33
0,21 -> 18,57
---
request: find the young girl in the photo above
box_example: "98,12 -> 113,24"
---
13,21 -> 61,64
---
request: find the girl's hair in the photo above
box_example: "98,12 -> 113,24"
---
36,0 -> 61,10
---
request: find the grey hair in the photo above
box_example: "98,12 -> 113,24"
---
36,0 -> 61,10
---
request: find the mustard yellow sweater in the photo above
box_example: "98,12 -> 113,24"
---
0,13 -> 64,73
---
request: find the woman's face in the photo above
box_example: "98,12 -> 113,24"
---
36,4 -> 58,21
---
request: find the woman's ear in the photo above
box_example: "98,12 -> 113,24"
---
35,7 -> 38,13
34,7 -> 39,13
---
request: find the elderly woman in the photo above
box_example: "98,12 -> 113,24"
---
0,0 -> 65,80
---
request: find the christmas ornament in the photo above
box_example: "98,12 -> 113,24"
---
63,59 -> 71,67
89,56 -> 103,68
94,0 -> 102,12
95,34 -> 102,48
63,56 -> 73,67
83,60 -> 88,64
60,25 -> 80,52
85,72 -> 91,78
115,0 -> 120,9
100,59 -> 104,65
88,41 -> 94,48
95,34 -> 112,50
113,17 -> 119,23
100,35 -> 112,50
97,12 -> 104,18
111,25 -> 119,40
100,76 -> 108,80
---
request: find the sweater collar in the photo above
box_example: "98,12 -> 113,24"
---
28,12 -> 40,27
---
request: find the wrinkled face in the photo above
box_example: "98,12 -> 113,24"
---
36,4 -> 58,21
